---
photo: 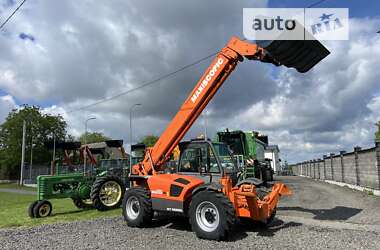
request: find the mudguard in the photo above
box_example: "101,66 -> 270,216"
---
192,182 -> 224,196
236,177 -> 263,187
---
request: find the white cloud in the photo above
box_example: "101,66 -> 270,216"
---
1,2 -> 379,164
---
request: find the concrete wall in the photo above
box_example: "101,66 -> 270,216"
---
293,142 -> 380,190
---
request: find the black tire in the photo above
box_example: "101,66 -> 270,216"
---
33,200 -> 52,218
72,198 -> 93,209
91,176 -> 125,211
28,200 -> 39,218
122,187 -> 153,227
189,190 -> 236,241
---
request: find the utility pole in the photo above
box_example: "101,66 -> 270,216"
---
19,120 -> 26,185
129,104 -> 141,171
203,110 -> 208,140
50,132 -> 56,175
29,136 -> 33,180
52,133 -> 56,163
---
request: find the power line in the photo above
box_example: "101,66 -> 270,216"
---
67,51 -> 218,113
307,0 -> 328,8
66,0 -> 329,114
0,0 -> 27,30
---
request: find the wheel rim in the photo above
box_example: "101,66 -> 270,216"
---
125,196 -> 140,220
99,180 -> 122,206
195,201 -> 220,232
39,204 -> 51,217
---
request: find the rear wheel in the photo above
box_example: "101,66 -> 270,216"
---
189,190 -> 236,241
122,187 -> 153,227
33,200 -> 52,218
91,176 -> 125,211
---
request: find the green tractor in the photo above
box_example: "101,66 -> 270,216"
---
28,140 -> 129,218
215,129 -> 274,183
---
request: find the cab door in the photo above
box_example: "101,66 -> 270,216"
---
177,143 -> 222,183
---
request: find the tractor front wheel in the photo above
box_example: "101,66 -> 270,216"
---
91,176 -> 125,211
28,200 -> 39,218
189,190 -> 236,241
122,187 -> 153,227
33,200 -> 52,218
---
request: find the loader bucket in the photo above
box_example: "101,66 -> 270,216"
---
263,39 -> 330,73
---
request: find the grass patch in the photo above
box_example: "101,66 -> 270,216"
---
0,192 -> 121,229
0,183 -> 36,191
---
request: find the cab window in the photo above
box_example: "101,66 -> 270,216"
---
178,145 -> 220,174
178,148 -> 200,172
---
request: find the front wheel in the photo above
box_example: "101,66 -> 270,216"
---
122,188 -> 153,227
28,200 -> 39,218
189,190 -> 236,241
33,200 -> 52,218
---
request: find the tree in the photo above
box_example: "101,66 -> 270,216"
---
376,122 -> 380,141
0,105 -> 67,179
79,132 -> 110,144
140,135 -> 159,147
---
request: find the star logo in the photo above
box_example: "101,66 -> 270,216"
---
319,13 -> 333,21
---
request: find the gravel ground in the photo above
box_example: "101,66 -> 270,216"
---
1,176 -> 379,250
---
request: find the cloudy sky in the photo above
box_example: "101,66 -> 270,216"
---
0,0 -> 379,163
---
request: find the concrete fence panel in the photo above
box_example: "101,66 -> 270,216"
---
332,155 -> 342,182
325,157 -> 332,180
357,148 -> 378,189
319,160 -> 325,179
342,153 -> 357,185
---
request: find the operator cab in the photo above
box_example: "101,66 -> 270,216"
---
177,139 -> 239,185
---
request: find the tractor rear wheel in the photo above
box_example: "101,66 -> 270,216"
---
122,187 -> 153,227
189,190 -> 236,241
72,198 -> 93,209
91,176 -> 125,211
33,200 -> 52,218
28,200 -> 39,218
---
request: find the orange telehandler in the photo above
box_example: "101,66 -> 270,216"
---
122,36 -> 330,240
